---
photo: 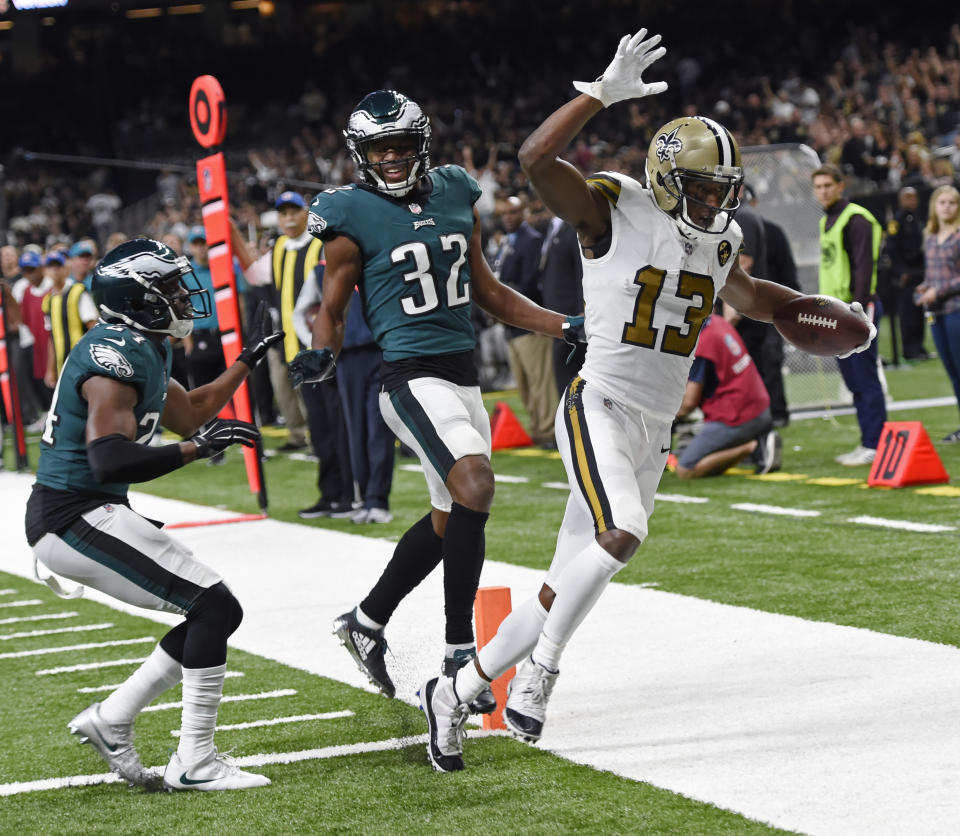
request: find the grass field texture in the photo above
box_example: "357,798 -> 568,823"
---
1,330 -> 957,835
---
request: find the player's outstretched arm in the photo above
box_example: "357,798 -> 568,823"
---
469,212 -> 577,342
520,28 -> 668,244
719,257 -> 802,323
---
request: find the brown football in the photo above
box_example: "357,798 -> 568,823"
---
772,295 -> 871,357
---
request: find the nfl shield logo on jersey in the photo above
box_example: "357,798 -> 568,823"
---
408,203 -> 423,215
717,240 -> 732,267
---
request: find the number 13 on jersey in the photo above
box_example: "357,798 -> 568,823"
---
621,265 -> 715,357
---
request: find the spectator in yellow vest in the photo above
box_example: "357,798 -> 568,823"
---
42,250 -> 98,388
812,163 -> 887,466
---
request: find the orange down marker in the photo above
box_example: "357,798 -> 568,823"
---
474,586 -> 513,730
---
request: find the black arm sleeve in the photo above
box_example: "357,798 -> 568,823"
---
87,434 -> 185,484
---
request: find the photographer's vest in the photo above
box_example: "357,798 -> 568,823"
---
818,203 -> 882,302
272,235 -> 323,362
42,282 -> 90,377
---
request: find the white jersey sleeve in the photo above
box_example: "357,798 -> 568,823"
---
576,172 -> 743,422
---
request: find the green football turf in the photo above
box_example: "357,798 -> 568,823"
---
1,321 -> 955,833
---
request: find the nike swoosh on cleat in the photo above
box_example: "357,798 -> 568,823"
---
178,772 -> 216,785
660,446 -> 671,454
91,726 -> 119,752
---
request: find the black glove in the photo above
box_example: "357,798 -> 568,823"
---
237,301 -> 284,369
289,348 -> 336,388
190,419 -> 261,459
561,314 -> 586,363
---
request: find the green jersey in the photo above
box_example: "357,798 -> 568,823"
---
36,322 -> 171,497
308,165 -> 482,362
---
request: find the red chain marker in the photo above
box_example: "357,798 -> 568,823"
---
190,75 -> 268,510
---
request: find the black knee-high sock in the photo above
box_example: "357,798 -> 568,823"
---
441,502 -> 489,645
361,511 -> 443,625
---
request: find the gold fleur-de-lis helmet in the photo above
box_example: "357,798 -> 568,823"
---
645,116 -> 744,240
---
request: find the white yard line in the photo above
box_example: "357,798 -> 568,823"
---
0,622 -> 114,640
141,689 -> 297,713
848,515 -> 956,532
170,710 -> 354,736
0,636 -> 155,660
731,503 -> 821,517
79,670 -> 245,694
36,657 -> 147,675
2,471 -> 960,835
0,611 -> 78,625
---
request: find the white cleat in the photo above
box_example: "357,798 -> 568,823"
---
503,656 -> 559,744
68,702 -> 156,788
163,750 -> 271,791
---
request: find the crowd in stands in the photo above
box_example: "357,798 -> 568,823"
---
2,6 -> 959,480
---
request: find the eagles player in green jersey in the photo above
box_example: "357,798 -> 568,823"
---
289,89 -> 585,773
25,238 -> 281,791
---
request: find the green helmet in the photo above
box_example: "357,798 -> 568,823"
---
92,238 -> 211,339
645,116 -> 744,240
344,90 -> 431,197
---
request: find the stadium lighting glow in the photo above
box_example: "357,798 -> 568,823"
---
13,0 -> 70,12
169,3 -> 205,14
12,0 -> 68,8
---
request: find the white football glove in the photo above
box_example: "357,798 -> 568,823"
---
573,29 -> 668,108
837,301 -> 877,359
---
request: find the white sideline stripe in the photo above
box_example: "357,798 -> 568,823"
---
0,622 -> 114,641
732,503 -> 821,518
141,688 -> 297,712
0,612 -> 78,626
0,731 -> 501,796
78,670 -> 245,694
655,492 -> 710,504
37,657 -> 147,676
849,515 -> 956,533
169,710 -> 354,735
541,481 -> 570,490
0,637 -> 154,660
0,588 -> 16,595
494,473 -> 528,483
399,463 -> 424,473
0,599 -> 44,609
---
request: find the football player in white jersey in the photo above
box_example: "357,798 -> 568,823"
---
419,28 -> 877,769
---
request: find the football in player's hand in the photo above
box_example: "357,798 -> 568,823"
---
772,295 -> 871,357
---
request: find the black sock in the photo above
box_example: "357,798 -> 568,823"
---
360,511 -> 443,625
441,502 -> 489,645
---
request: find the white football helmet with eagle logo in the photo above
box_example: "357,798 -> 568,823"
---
92,238 -> 212,339
645,116 -> 744,240
344,90 -> 432,198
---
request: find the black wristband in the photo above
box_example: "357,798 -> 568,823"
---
87,434 -> 185,484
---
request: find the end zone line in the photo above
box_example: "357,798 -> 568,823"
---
0,730 -> 502,796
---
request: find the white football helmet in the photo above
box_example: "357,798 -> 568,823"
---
344,90 -> 431,198
645,116 -> 744,240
